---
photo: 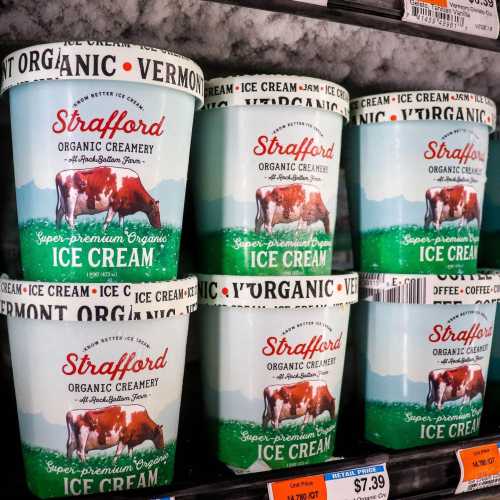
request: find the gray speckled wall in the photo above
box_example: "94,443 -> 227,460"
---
0,0 -> 499,103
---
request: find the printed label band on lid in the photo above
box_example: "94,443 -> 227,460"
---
203,75 -> 350,120
198,273 -> 358,308
0,276 -> 198,321
1,41 -> 204,107
350,91 -> 496,131
360,272 -> 500,305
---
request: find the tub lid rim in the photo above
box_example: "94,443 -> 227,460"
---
0,276 -> 198,321
359,271 -> 500,305
197,273 -> 358,308
0,41 -> 205,108
350,91 -> 496,131
201,75 -> 350,121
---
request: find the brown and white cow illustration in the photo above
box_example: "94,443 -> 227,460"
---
255,184 -> 330,234
426,365 -> 485,411
424,185 -> 480,231
262,380 -> 335,429
55,166 -> 160,230
66,404 -> 164,461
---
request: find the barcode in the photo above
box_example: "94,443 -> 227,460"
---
411,5 -> 465,27
362,278 -> 427,304
467,475 -> 500,491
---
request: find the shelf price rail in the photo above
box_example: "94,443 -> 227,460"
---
49,432 -> 500,499
209,0 -> 500,53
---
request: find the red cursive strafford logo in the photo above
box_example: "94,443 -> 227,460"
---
61,348 -> 168,381
262,334 -> 342,360
253,135 -> 334,162
428,323 -> 492,347
52,109 -> 166,140
424,141 -> 485,165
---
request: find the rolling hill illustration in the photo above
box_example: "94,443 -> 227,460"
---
366,367 -> 429,405
197,195 -> 337,233
16,180 -> 186,226
18,401 -> 179,453
350,187 -> 426,232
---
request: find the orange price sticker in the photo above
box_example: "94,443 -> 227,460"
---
456,442 -> 500,493
458,443 -> 500,482
268,475 -> 327,500
420,0 -> 448,7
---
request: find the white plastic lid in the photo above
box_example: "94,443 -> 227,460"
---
1,41 -> 204,107
198,273 -> 358,309
350,91 -> 496,131
0,276 -> 197,321
360,272 -> 500,305
203,74 -> 349,120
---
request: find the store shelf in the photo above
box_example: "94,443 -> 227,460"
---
2,353 -> 500,500
209,0 -> 500,53
1,3 -> 500,500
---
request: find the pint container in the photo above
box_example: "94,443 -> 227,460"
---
345,91 -> 496,274
359,272 -> 500,449
0,277 -> 198,498
1,42 -> 204,282
198,273 -> 358,472
191,75 -> 349,276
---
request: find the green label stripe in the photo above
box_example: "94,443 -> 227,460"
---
197,229 -> 333,276
22,443 -> 175,498
19,219 -> 181,282
365,401 -> 482,450
210,419 -> 336,471
357,225 -> 480,274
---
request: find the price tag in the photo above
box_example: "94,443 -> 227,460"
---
268,475 -> 327,500
268,464 -> 389,500
455,442 -> 500,494
324,464 -> 389,500
403,0 -> 499,39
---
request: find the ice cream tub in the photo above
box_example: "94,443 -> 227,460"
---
191,75 -> 349,276
198,273 -> 358,473
1,41 -> 204,282
0,276 -> 197,498
479,132 -> 500,268
359,272 -> 500,450
345,91 -> 496,274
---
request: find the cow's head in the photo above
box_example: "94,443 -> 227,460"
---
148,200 -> 161,229
153,424 -> 164,449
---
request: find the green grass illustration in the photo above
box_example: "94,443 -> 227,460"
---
197,228 -> 333,275
356,225 -> 480,274
208,419 -> 336,470
22,442 -> 175,498
365,400 -> 483,449
19,219 -> 181,282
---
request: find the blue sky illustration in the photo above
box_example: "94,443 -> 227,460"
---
15,179 -> 186,226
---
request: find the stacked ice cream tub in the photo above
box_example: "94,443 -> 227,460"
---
344,90 -> 500,449
0,42 -> 202,497
191,75 -> 359,472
